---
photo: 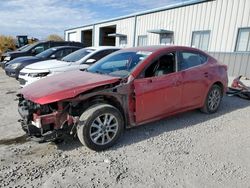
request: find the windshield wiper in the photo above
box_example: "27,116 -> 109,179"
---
91,70 -> 107,75
94,70 -> 104,74
62,59 -> 72,62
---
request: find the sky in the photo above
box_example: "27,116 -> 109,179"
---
0,0 -> 185,39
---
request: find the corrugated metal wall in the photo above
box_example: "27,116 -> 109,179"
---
134,0 -> 249,52
65,0 -> 250,77
209,52 -> 250,77
93,17 -> 135,47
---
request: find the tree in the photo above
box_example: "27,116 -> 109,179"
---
46,34 -> 64,41
0,35 -> 16,54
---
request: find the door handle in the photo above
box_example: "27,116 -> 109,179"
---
175,80 -> 181,86
147,79 -> 153,83
204,72 -> 209,77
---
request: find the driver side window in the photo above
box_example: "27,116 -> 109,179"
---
144,52 -> 176,78
33,43 -> 49,54
89,49 -> 118,62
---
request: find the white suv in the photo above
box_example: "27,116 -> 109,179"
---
18,46 -> 120,87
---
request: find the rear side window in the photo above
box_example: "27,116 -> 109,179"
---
61,48 -> 74,57
52,49 -> 73,59
89,49 -> 119,62
178,51 -> 208,71
33,43 -> 50,54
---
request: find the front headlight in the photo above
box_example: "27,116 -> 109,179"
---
10,63 -> 21,69
29,72 -> 50,78
4,56 -> 11,61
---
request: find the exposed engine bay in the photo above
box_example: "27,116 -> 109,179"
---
17,94 -> 77,142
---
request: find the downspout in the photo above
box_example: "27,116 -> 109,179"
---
64,30 -> 66,41
92,24 -> 95,46
133,15 -> 137,47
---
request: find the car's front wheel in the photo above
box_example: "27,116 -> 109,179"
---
201,84 -> 223,114
77,104 -> 124,151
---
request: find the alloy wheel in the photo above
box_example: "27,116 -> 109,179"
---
208,88 -> 221,111
89,113 -> 118,145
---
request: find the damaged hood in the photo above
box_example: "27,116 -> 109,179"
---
21,71 -> 120,104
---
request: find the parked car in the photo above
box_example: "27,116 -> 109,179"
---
18,45 -> 228,151
5,46 -> 82,79
18,46 -> 120,87
0,40 -> 84,68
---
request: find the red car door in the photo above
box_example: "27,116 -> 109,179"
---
178,51 -> 210,108
133,52 -> 182,124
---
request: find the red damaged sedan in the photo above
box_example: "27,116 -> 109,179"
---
18,46 -> 228,151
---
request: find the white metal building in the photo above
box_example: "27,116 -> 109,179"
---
65,0 -> 250,77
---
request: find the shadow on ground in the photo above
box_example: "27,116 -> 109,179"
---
56,96 -> 250,151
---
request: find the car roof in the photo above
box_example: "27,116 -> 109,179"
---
85,46 -> 121,51
120,45 -> 204,53
49,46 -> 81,50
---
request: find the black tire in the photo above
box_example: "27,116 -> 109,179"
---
201,84 -> 223,114
77,104 -> 124,151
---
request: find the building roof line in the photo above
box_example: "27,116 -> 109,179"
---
65,0 -> 213,32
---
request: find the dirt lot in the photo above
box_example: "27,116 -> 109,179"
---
0,68 -> 250,188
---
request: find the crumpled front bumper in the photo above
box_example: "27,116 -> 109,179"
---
18,99 -> 75,142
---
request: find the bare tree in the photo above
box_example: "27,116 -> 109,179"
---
0,35 -> 16,54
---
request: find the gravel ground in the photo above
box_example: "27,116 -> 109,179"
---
0,69 -> 250,188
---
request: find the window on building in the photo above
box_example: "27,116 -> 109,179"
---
160,33 -> 173,45
119,36 -> 127,46
235,28 -> 250,52
191,30 -> 210,51
137,35 -> 148,46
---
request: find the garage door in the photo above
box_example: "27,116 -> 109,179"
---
68,32 -> 77,42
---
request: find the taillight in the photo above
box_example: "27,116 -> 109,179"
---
219,61 -> 228,71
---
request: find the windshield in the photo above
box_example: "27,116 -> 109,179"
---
62,48 -> 94,62
36,48 -> 55,58
22,42 -> 39,52
17,44 -> 29,51
87,51 -> 151,77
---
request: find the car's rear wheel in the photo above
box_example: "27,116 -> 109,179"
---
77,104 -> 124,151
201,84 -> 222,114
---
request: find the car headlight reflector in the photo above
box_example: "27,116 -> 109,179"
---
4,56 -> 11,61
28,72 -> 50,78
10,63 -> 21,69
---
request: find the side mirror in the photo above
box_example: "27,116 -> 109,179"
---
31,47 -> 43,55
85,59 -> 96,64
50,54 -> 57,59
79,64 -> 89,71
31,49 -> 36,54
